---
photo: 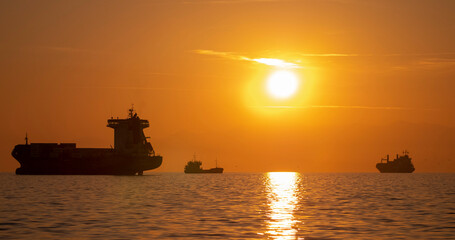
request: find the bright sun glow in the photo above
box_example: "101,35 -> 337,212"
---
266,70 -> 299,99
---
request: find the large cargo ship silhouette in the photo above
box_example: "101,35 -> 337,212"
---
376,150 -> 415,173
11,107 -> 162,175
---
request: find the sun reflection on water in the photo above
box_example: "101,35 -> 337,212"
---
264,172 -> 299,239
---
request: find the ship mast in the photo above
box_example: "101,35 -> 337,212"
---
128,104 -> 134,118
25,133 -> 28,145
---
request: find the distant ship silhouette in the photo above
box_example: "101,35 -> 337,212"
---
12,107 -> 162,175
376,150 -> 415,173
184,154 -> 223,174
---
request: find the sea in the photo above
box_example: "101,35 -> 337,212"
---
0,172 -> 454,239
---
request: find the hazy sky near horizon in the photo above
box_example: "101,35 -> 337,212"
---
1,0 -> 454,172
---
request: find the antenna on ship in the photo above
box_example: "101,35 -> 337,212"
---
128,104 -> 134,118
25,132 -> 28,145
403,150 -> 409,155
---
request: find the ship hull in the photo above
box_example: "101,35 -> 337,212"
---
12,144 -> 162,175
376,163 -> 414,173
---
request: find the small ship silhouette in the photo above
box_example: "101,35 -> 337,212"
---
12,107 -> 162,175
184,154 -> 223,174
376,150 -> 415,173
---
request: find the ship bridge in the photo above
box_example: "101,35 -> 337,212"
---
107,107 -> 154,154
107,118 -> 149,129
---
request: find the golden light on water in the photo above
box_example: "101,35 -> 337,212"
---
265,172 -> 299,239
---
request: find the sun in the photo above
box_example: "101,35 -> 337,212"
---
266,70 -> 299,99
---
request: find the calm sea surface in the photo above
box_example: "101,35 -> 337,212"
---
0,172 -> 454,239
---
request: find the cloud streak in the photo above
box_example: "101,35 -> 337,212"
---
193,49 -> 301,69
194,49 -> 455,71
250,105 -> 438,111
297,53 -> 360,57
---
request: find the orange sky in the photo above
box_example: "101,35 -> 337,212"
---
1,0 -> 454,172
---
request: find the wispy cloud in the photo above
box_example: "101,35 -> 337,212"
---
193,49 -> 248,61
299,105 -> 410,110
253,58 -> 300,68
388,55 -> 455,71
64,85 -> 213,92
297,52 -> 455,58
296,51 -> 455,70
194,49 -> 455,71
416,58 -> 455,67
250,105 -> 437,111
297,53 -> 360,57
193,49 -> 301,69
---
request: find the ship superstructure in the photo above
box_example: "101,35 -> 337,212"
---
12,107 -> 162,175
376,150 -> 415,173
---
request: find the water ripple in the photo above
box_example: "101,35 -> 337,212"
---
0,173 -> 454,239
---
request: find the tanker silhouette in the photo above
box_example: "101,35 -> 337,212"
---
184,154 -> 223,174
12,107 -> 162,175
376,151 -> 415,173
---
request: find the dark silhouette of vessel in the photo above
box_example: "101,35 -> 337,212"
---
184,154 -> 223,173
376,150 -> 415,173
12,107 -> 162,175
